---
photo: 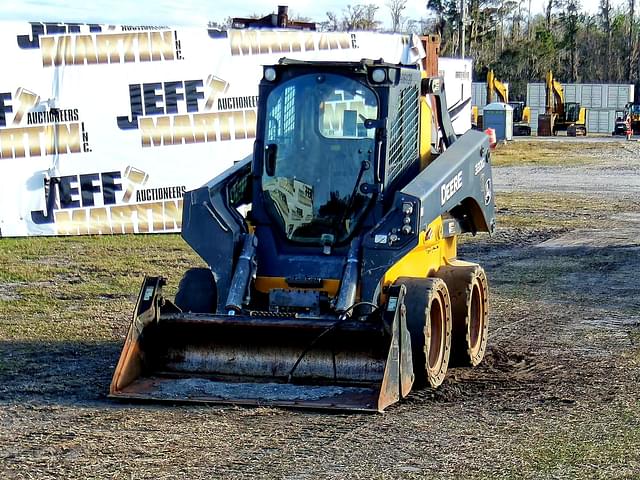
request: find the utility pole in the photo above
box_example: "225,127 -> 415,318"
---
459,0 -> 466,58
629,0 -> 636,81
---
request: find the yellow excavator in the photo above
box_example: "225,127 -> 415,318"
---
485,69 -> 508,105
508,101 -> 532,136
538,71 -> 587,136
472,70 -> 530,135
110,58 -> 496,412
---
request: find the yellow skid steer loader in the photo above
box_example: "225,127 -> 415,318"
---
110,59 -> 496,412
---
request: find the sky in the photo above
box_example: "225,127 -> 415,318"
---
0,0 -> 609,29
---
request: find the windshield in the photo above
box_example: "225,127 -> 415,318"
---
261,73 -> 378,245
508,102 -> 523,122
565,102 -> 579,122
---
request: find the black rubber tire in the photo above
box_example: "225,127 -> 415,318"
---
174,268 -> 217,313
397,277 -> 452,389
434,264 -> 489,367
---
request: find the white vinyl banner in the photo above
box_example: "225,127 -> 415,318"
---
438,57 -> 473,134
0,22 -> 470,237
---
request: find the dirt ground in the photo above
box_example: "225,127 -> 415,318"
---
1,139 -> 639,479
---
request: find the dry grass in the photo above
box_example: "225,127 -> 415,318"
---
495,191 -> 638,229
491,140 -> 621,167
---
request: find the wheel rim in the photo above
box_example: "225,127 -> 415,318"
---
428,294 -> 445,373
468,283 -> 483,354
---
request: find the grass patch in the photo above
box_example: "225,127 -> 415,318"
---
491,140 -> 621,167
0,191 -> 636,339
518,408 -> 640,479
624,331 -> 640,364
494,191 -> 636,230
0,234 -> 203,342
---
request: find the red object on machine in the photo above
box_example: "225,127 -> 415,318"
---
485,128 -> 497,149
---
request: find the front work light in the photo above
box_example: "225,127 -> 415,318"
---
371,68 -> 386,83
264,68 -> 277,82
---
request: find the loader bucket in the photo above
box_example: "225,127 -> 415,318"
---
110,278 -> 414,412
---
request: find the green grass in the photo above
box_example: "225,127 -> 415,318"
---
0,234 -> 203,341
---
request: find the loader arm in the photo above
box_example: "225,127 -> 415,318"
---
181,156 -> 251,313
402,129 -> 494,234
487,69 -> 508,104
424,76 -> 457,148
361,129 -> 495,302
546,71 -> 565,116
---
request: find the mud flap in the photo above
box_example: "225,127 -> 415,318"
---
110,278 -> 414,413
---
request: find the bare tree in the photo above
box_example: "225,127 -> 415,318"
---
322,11 -> 340,31
628,0 -> 636,80
600,0 -> 612,81
545,0 -> 554,30
387,0 -> 408,32
323,4 -> 382,31
343,4 -> 381,30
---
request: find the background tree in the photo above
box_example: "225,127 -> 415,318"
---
342,4 -> 381,30
557,0 -> 581,82
600,0 -> 613,81
627,0 -> 636,80
387,0 -> 408,32
322,11 -> 340,31
210,0 -> 639,100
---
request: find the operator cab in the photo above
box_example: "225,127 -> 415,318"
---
508,101 -> 525,123
261,72 -> 378,247
563,102 -> 581,122
253,59 -> 423,255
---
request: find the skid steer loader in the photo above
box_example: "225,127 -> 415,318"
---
110,59 -> 496,412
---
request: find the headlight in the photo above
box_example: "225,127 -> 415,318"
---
371,68 -> 386,83
264,68 -> 277,82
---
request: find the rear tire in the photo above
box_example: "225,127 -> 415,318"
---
174,268 -> 217,313
434,264 -> 489,367
398,277 -> 452,389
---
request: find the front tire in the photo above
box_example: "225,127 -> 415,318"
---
398,277 -> 452,388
